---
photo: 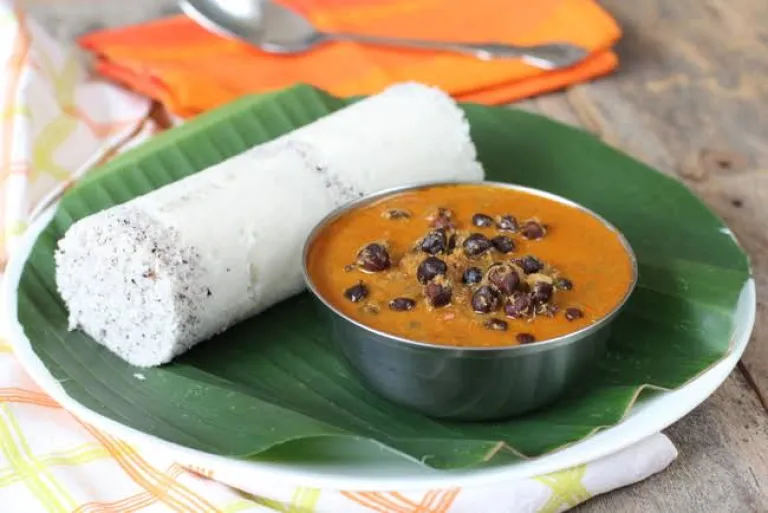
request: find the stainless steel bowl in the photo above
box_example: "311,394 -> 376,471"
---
302,182 -> 638,421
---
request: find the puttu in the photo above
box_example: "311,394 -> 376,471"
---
54,83 -> 484,367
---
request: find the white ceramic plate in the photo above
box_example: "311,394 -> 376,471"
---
5,204 -> 756,491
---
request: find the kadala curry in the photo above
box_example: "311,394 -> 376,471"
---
306,183 -> 635,347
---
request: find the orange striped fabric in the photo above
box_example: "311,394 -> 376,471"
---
0,7 -> 31,269
341,490 -> 459,513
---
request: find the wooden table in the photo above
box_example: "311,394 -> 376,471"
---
24,0 -> 768,511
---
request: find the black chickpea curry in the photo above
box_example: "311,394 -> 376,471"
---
307,184 -> 634,347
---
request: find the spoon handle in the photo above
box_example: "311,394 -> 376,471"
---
323,32 -> 588,70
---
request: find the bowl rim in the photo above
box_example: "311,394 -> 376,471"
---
301,180 -> 638,353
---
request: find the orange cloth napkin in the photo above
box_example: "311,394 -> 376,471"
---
79,0 -> 621,117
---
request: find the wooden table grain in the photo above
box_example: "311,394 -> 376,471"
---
23,0 -> 768,511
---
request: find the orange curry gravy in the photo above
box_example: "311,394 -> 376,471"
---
307,184 -> 634,347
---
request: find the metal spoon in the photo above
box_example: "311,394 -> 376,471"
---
180,0 -> 590,70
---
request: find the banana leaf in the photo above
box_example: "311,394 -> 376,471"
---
17,85 -> 750,469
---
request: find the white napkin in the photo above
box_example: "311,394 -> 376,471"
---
0,6 -> 677,512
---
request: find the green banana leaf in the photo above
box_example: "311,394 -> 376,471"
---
17,84 -> 750,470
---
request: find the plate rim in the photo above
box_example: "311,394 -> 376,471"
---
4,202 -> 756,491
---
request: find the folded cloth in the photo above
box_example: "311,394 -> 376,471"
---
78,0 -> 621,117
0,7 -> 677,513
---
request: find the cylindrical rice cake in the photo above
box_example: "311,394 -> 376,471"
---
55,83 -> 484,367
